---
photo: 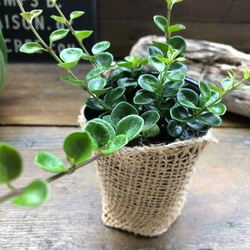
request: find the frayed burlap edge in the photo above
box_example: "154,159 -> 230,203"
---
95,131 -> 217,237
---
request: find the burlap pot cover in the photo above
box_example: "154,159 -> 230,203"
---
95,132 -> 216,237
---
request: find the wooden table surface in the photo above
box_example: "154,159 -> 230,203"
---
0,63 -> 250,250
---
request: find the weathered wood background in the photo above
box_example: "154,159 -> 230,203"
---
97,0 -> 250,58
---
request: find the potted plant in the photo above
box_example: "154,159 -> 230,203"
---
0,0 -> 249,237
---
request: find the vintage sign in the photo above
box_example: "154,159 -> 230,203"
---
0,0 -> 97,62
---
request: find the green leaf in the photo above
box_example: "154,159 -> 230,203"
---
133,90 -> 157,105
95,52 -> 113,67
147,46 -> 164,56
116,115 -> 144,141
91,118 -> 116,140
221,78 -> 234,91
167,36 -> 186,55
111,102 -> 138,127
148,56 -> 166,72
92,41 -> 110,55
75,30 -> 93,42
143,124 -> 160,138
0,27 -> 8,64
60,77 -> 84,86
141,110 -> 160,131
170,106 -> 193,122
207,103 -> 226,115
187,119 -> 209,132
60,48 -> 83,63
238,85 -> 250,90
167,120 -> 182,137
70,11 -> 85,21
88,78 -> 106,91
168,24 -> 186,34
50,15 -> 66,24
152,41 -> 169,55
154,15 -> 168,33
205,90 -> 219,107
20,42 -> 44,54
105,87 -> 126,107
167,71 -> 185,82
12,179 -> 49,207
177,88 -> 199,106
20,12 -> 34,20
244,69 -> 250,80
210,83 -> 224,95
227,69 -> 235,80
84,121 -> 110,150
197,111 -> 222,126
63,131 -> 93,164
86,66 -> 106,82
49,29 -> 69,45
102,135 -> 128,155
57,61 -> 79,72
199,80 -> 211,101
138,74 -> 159,92
35,152 -> 67,173
30,9 -> 43,21
0,143 -> 22,185
169,62 -> 187,72
85,98 -> 106,111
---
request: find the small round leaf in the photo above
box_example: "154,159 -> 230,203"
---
20,42 -> 44,54
102,135 -> 128,155
92,41 -> 110,55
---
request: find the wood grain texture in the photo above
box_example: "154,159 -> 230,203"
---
0,126 -> 249,249
97,0 -> 250,57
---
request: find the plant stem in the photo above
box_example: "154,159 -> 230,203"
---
0,153 -> 104,204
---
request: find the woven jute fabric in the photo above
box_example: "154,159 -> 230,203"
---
95,132 -> 216,237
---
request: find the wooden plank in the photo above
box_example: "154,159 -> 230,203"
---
0,63 -> 92,126
0,126 -> 249,249
98,0 -> 250,22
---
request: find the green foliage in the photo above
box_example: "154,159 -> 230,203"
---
35,152 -> 68,173
0,143 -> 22,185
12,179 -> 50,207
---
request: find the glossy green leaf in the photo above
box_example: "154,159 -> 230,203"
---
147,46 -> 164,56
88,78 -> 106,91
197,111 -> 222,126
167,36 -> 186,55
148,56 -> 166,72
116,115 -> 144,141
50,15 -> 66,24
170,106 -> 193,122
105,87 -> 126,107
30,9 -> 43,20
209,83 -> 224,95
70,11 -> 85,21
111,102 -> 138,127
143,124 -> 160,138
92,41 -> 110,55
0,26 -> 8,64
221,78 -> 235,91
49,29 -> 69,45
86,66 -> 106,82
207,103 -> 226,115
102,135 -> 128,155
0,143 -> 22,184
12,179 -> 49,207
227,69 -> 235,80
205,90 -> 219,107
154,15 -> 168,33
141,110 -> 160,131
85,98 -> 106,111
244,69 -> 250,80
167,120 -> 182,137
60,48 -> 83,63
20,12 -> 34,20
152,41 -> 169,55
95,52 -> 113,67
199,80 -> 211,101
167,71 -> 185,82
35,152 -> 67,173
187,119 -> 209,132
91,118 -> 116,140
168,24 -> 185,33
20,42 -> 44,54
177,88 -> 198,107
75,30 -> 93,42
169,62 -> 187,72
63,131 -> 93,164
60,77 -> 84,86
57,61 -> 79,72
84,121 -> 110,150
117,77 -> 137,89
138,74 -> 159,92
133,90 -> 157,105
